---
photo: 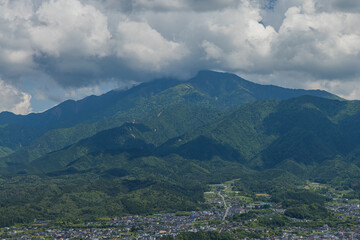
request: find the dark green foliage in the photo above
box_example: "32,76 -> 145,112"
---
0,152 -> 252,226
0,71 -> 359,228
45,167 -> 80,177
230,212 -> 257,222
0,171 -> 204,226
189,71 -> 337,106
0,104 -> 225,168
272,190 -> 327,207
0,71 -> 337,155
159,100 -> 279,165
104,168 -> 129,178
2,94 -> 360,226
233,169 -> 303,194
285,204 -> 329,220
233,229 -> 266,239
275,159 -> 307,177
166,135 -> 244,162
162,230 -> 235,240
273,190 -> 331,220
256,214 -> 288,227
310,158 -> 360,186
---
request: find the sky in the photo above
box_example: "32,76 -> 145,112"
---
1,0 -> 360,114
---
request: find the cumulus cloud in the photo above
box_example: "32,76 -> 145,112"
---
30,0 -> 111,57
115,20 -> 187,71
272,0 -> 360,79
0,1 -> 36,79
0,0 -> 360,112
0,79 -> 32,114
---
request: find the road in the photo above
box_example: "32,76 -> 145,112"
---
218,191 -> 230,221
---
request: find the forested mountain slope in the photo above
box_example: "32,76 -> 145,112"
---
1,71 -> 355,227
0,70 -> 337,154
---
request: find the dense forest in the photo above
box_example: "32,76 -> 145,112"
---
0,71 -> 359,226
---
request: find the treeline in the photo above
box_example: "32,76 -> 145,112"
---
161,231 -> 235,240
0,171 -> 205,227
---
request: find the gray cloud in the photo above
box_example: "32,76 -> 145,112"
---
0,0 -> 360,113
91,0 -> 242,12
317,0 -> 360,13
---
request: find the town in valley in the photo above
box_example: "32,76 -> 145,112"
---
2,180 -> 360,239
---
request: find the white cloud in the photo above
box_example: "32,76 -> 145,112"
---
0,0 -> 33,21
29,0 -> 111,57
0,79 -> 32,114
0,1 -> 36,78
1,0 -> 360,112
201,40 -> 223,61
272,1 -> 360,78
115,20 -> 188,71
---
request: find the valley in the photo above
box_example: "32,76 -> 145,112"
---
0,0 -> 359,238
1,71 -> 360,238
2,180 -> 360,239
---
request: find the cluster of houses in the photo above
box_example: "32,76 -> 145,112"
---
3,185 -> 360,239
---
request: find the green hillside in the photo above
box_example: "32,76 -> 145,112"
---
160,96 -> 360,169
0,71 -> 357,227
0,70 -> 338,154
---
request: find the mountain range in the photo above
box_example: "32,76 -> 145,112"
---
0,70 -> 338,160
1,70 -> 359,226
